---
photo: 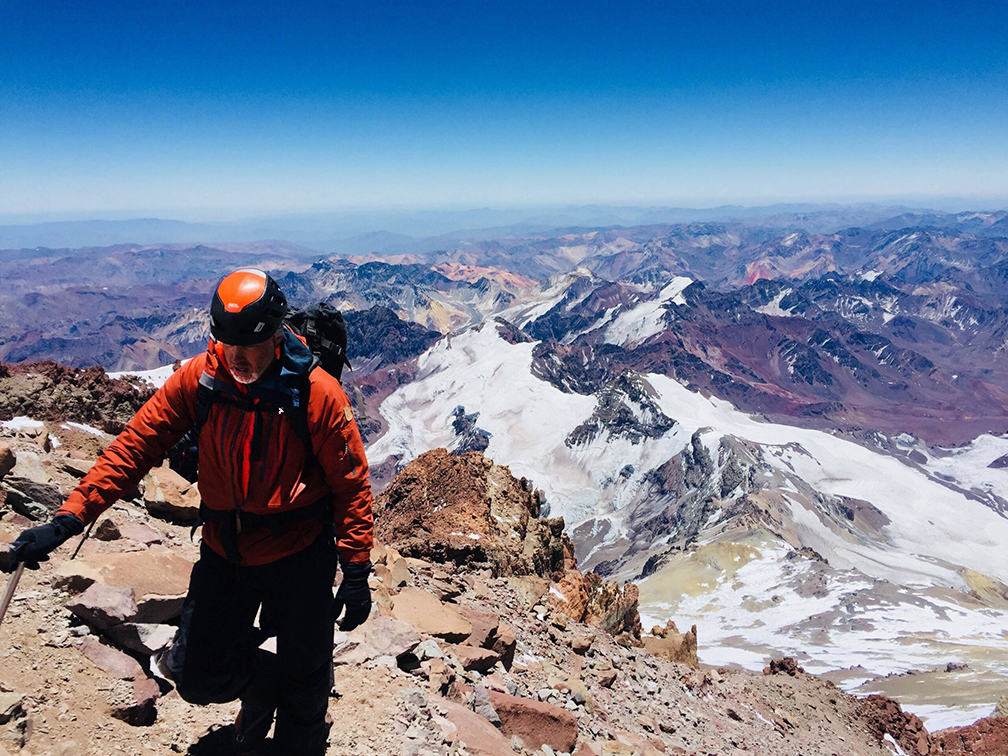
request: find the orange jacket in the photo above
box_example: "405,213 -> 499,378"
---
58,330 -> 374,566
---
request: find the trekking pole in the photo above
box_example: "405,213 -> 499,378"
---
70,520 -> 95,560
0,561 -> 25,629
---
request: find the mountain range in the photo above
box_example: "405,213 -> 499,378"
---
2,209 -> 1008,728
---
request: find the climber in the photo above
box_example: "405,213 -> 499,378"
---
1,268 -> 374,756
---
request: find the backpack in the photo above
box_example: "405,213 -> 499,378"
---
285,302 -> 352,382
167,302 -> 352,483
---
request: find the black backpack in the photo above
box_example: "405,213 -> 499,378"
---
167,302 -> 352,483
285,302 -> 352,382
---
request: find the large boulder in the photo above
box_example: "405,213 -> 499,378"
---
0,443 -> 15,481
119,522 -> 164,546
77,636 -> 144,680
642,620 -> 698,667
110,678 -> 159,727
66,583 -> 139,631
487,691 -> 579,753
435,697 -> 514,756
374,449 -> 571,578
76,638 -> 160,726
391,587 -> 473,643
447,644 -> 500,673
143,465 -> 200,522
9,450 -> 52,486
457,606 -> 500,648
54,549 -> 193,623
332,613 -> 422,666
106,623 -> 178,655
3,477 -> 63,521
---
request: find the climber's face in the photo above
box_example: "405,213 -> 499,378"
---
220,334 -> 278,385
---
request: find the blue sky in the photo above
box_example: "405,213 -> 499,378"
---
1,0 -> 1006,218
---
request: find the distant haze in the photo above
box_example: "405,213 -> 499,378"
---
2,202 -> 1006,253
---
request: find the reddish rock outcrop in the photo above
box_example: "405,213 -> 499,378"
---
375,449 -> 571,579
143,465 -> 200,522
391,587 -> 473,643
860,694 -> 930,756
436,697 -> 514,756
66,584 -> 139,632
0,361 -> 154,434
550,568 -> 643,639
764,656 -> 804,676
933,716 -> 1008,755
77,637 -> 145,680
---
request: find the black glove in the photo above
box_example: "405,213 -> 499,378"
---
333,560 -> 372,632
1,514 -> 85,572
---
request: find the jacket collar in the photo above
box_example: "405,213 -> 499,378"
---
204,324 -> 315,392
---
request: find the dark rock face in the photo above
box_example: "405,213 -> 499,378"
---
451,406 -> 491,455
526,264 -> 1008,445
989,455 -> 1008,469
765,657 -> 804,676
0,361 -> 153,434
526,280 -> 639,343
343,306 -> 440,369
566,372 -> 675,447
494,318 -> 533,345
531,342 -> 625,396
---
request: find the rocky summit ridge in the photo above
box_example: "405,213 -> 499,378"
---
0,419 -> 1005,755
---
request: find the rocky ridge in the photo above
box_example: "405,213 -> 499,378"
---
0,430 -> 1004,755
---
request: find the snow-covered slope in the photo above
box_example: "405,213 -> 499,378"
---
603,276 -> 693,347
367,321 -> 1008,727
370,323 -> 1008,587
108,361 -> 187,389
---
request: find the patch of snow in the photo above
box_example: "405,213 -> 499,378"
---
883,733 -> 909,755
369,324 -> 690,528
604,277 -> 693,348
369,316 -> 1008,728
61,421 -> 107,438
651,542 -> 1008,728
645,374 -> 1008,588
108,360 -> 187,389
922,434 -> 1008,503
907,703 -> 995,732
2,417 -> 45,432
754,289 -> 795,317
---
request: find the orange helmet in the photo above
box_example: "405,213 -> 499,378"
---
209,269 -> 288,345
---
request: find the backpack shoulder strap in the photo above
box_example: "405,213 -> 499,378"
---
269,350 -> 319,470
195,371 -> 217,434
286,375 -> 317,469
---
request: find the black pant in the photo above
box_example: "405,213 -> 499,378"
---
166,535 -> 337,755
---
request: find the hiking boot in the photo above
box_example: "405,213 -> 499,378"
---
188,715 -> 273,756
234,705 -> 274,753
188,724 -> 242,755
